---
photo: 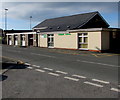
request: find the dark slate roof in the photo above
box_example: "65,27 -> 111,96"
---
33,11 -> 109,32
4,30 -> 32,33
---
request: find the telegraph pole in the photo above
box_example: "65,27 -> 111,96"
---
30,16 -> 32,29
5,8 -> 8,30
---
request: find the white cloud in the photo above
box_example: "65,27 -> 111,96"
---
1,2 -> 118,29
2,2 -> 118,20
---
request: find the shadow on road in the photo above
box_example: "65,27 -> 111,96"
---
2,62 -> 28,69
1,62 -> 29,81
0,75 -> 8,81
103,49 -> 120,54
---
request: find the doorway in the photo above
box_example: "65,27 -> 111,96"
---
28,34 -> 33,46
21,34 -> 26,46
8,35 -> 12,45
14,35 -> 18,45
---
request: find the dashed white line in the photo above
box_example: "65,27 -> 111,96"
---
111,88 -> 120,92
43,67 -> 53,71
27,67 -> 33,69
31,53 -> 55,58
48,72 -> 60,76
72,74 -> 86,79
77,60 -> 119,68
92,79 -> 110,84
56,70 -> 68,74
64,77 -> 79,81
32,65 -> 40,68
84,81 -> 103,88
25,63 -> 31,66
35,69 -> 45,72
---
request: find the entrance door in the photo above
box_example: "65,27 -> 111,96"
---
9,40 -> 12,45
28,34 -> 33,46
14,35 -> 18,45
8,36 -> 12,45
15,40 -> 18,45
22,41 -> 25,46
48,34 -> 54,48
21,35 -> 26,46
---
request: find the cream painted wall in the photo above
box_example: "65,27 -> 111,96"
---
7,35 -> 9,45
101,31 -> 110,50
39,34 -> 47,47
54,33 -> 78,49
88,32 -> 102,50
38,34 -> 40,47
38,31 -> 110,51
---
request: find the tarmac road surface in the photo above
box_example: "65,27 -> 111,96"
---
2,45 -> 120,98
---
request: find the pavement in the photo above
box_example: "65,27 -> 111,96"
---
0,56 -> 24,75
1,45 -> 120,98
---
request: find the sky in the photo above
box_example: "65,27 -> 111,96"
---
0,2 -> 119,30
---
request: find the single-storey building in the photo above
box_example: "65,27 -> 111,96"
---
6,11 -> 120,52
33,11 -> 120,52
6,30 -> 38,46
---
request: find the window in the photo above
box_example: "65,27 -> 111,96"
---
48,34 -> 54,47
84,37 -> 88,43
78,33 -> 88,49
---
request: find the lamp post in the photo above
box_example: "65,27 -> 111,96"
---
30,16 -> 32,30
5,8 -> 8,31
4,8 -> 8,44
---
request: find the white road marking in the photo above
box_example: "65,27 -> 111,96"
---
92,79 -> 110,84
27,67 -> 33,69
56,70 -> 68,74
84,81 -> 103,87
31,53 -> 55,58
43,67 -> 53,71
77,60 -> 119,68
48,72 -> 60,76
111,88 -> 120,92
32,65 -> 40,68
72,74 -> 86,79
64,77 -> 79,81
25,63 -> 31,66
35,69 -> 45,72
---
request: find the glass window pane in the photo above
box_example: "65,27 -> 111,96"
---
83,33 -> 88,36
84,37 -> 88,43
79,33 -> 82,36
79,37 -> 82,42
51,38 -> 54,42
80,44 -> 88,48
48,38 -> 50,42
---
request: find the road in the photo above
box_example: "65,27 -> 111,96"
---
2,45 -> 120,98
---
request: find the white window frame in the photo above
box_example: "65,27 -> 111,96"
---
78,33 -> 88,50
47,34 -> 54,48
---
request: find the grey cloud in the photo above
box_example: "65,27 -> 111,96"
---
2,2 -> 118,23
